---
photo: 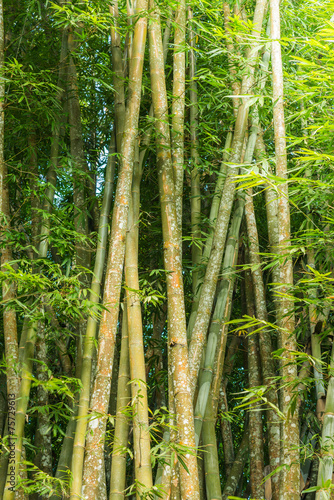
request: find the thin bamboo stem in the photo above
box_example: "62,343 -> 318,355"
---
188,7 -> 202,293
244,264 -> 265,499
109,305 -> 131,500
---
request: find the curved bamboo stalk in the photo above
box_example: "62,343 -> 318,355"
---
148,2 -> 200,497
186,132 -> 232,341
193,199 -> 243,444
187,0 -> 268,393
270,1 -> 299,497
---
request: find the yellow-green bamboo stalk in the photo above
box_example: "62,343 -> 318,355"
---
223,2 -> 241,116
202,393 -> 221,500
110,0 -> 125,155
109,304 -> 131,500
270,1 -> 299,497
71,0 -> 148,496
148,2 -> 200,497
188,7 -> 202,293
124,150 -> 153,495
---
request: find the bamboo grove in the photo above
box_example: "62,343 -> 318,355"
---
2,0 -> 334,498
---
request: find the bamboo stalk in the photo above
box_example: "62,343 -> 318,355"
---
218,380 -> 234,476
67,26 -> 91,274
222,426 -> 249,499
187,0 -> 268,392
270,1 -> 299,497
172,0 -> 186,248
202,395 -> 221,500
188,7 -> 202,293
244,187 -> 281,499
110,0 -> 125,155
193,199 -> 243,444
71,131 -> 116,499
244,264 -> 265,499
124,148 -> 153,495
308,245 -> 326,421
148,2 -> 200,497
186,132 -> 232,341
109,304 -> 131,500
71,0 -> 149,496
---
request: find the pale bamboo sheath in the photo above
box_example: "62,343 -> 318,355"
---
148,3 -> 200,497
70,0 -> 148,496
187,0 -> 268,393
270,1 -> 299,498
